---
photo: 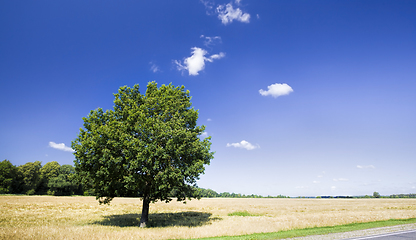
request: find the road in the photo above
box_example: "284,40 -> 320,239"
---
285,223 -> 416,240
344,229 -> 416,239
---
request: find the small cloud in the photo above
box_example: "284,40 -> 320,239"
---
200,0 -> 215,14
175,47 -> 225,76
331,186 -> 336,190
226,140 -> 258,150
149,62 -> 160,73
201,35 -> 222,47
200,132 -> 209,138
216,3 -> 250,25
295,186 -> 305,189
357,165 -> 375,169
45,154 -> 48,157
313,181 -> 320,184
207,52 -> 225,61
259,83 -> 293,98
333,178 -> 349,182
207,118 -> 212,121
49,142 -> 75,153
175,48 -> 206,76
201,0 -> 250,25
317,175 -> 323,178
256,14 -> 260,19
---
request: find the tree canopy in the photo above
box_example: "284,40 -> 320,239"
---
17,161 -> 42,195
39,161 -> 60,193
0,160 -> 18,194
71,82 -> 214,227
0,160 -> 81,196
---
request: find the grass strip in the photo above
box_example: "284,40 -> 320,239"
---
190,218 -> 416,240
228,211 -> 261,217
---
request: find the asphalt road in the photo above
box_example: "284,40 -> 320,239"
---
344,229 -> 416,239
285,223 -> 416,240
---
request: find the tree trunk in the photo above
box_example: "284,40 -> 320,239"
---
139,195 -> 150,227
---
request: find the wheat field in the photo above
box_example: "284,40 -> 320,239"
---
1,196 -> 415,239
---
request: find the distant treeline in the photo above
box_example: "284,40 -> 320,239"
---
196,190 -> 416,199
0,160 -> 83,196
1,160 -> 415,199
196,187 -> 290,198
317,194 -> 416,199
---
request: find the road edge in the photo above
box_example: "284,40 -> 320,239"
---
285,223 -> 416,240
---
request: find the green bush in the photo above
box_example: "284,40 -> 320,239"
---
26,189 -> 36,195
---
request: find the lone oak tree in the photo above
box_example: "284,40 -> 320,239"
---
72,82 -> 213,227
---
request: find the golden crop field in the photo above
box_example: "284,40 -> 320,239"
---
1,196 -> 415,240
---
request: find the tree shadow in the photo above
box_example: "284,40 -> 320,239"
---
93,211 -> 222,228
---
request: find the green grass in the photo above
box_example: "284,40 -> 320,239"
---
227,211 -> 261,217
190,218 -> 416,240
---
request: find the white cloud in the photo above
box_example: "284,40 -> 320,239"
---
295,186 -> 305,189
207,118 -> 212,121
175,48 -> 206,76
331,186 -> 337,190
259,83 -> 293,98
200,132 -> 209,138
313,181 -> 320,184
357,165 -> 375,169
207,52 -> 225,61
201,35 -> 222,47
49,142 -> 75,153
226,140 -> 258,150
317,175 -> 323,178
200,0 -> 214,13
216,3 -> 250,25
149,62 -> 160,73
175,47 -> 225,76
201,0 -> 250,25
333,178 -> 349,182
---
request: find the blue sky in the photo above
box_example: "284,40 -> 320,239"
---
1,0 -> 415,197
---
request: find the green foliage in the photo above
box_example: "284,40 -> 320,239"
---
0,160 -> 18,194
195,187 -> 289,199
389,193 -> 416,198
17,161 -> 42,194
59,164 -> 75,175
48,165 -> 79,196
71,82 -> 214,226
373,191 -> 381,198
40,161 -> 60,180
26,189 -> 36,195
196,188 -> 220,198
0,160 -> 83,196
39,161 -> 61,194
48,175 -> 72,195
